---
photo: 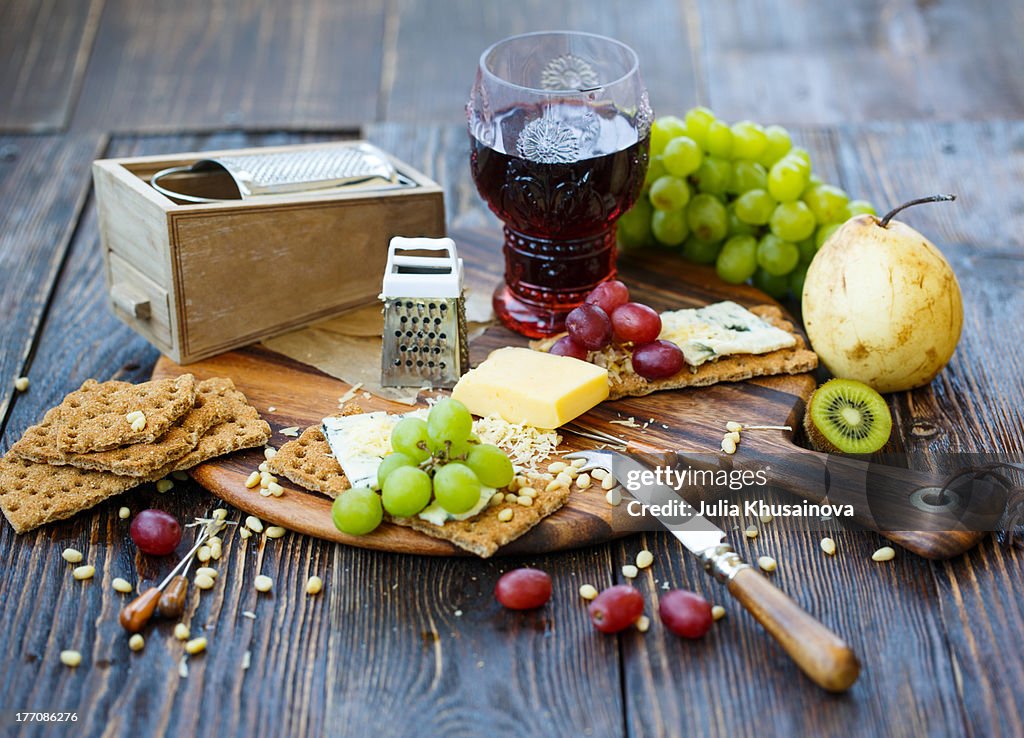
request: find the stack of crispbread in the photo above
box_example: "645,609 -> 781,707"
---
0,374 -> 270,533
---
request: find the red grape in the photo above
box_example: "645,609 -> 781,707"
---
588,585 -> 644,633
565,304 -> 612,351
631,340 -> 685,379
130,509 -> 182,556
611,302 -> 662,344
658,589 -> 713,639
495,568 -> 552,610
549,336 -> 589,361
585,280 -> 630,315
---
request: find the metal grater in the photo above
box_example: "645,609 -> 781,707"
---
149,142 -> 411,203
380,237 -> 468,389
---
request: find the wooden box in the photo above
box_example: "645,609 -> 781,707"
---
92,142 -> 446,364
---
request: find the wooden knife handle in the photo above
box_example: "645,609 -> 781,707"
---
727,566 -> 860,692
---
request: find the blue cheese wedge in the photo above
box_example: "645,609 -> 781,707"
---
659,301 -> 797,367
321,412 -> 401,489
416,487 -> 493,526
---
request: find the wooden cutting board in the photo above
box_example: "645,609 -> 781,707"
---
152,242 -> 985,559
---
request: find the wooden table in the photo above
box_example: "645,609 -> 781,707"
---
1,2 -> 1023,736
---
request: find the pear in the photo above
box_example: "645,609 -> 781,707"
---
801,195 -> 963,393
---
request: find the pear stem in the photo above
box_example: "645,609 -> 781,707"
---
879,194 -> 956,228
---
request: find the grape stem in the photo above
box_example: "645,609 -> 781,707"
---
878,194 -> 956,228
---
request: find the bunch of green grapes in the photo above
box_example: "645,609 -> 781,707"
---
617,107 -> 876,299
331,399 -> 514,535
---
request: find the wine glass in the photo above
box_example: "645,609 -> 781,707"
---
467,31 -> 651,338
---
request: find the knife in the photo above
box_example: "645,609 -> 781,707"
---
566,448 -> 861,693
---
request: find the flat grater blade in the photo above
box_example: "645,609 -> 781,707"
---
381,237 -> 468,389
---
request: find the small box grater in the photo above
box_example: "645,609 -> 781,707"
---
380,237 -> 468,389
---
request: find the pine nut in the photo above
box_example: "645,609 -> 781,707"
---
156,479 -> 174,493
306,576 -> 323,595
757,556 -> 777,572
605,488 -> 622,506
820,537 -> 837,556
185,637 -> 207,655
579,584 -> 599,600
726,421 -> 743,432
635,550 -> 654,569
571,458 -> 587,469
504,492 -> 518,503
118,506 -> 131,520
721,436 -> 737,454
544,479 -> 564,493
635,615 -> 651,633
621,564 -> 639,579
196,546 -> 211,563
547,461 -> 567,474
258,461 -> 269,473
259,486 -> 273,497
14,376 -> 29,392
488,492 -> 503,508
497,508 -> 514,522
575,473 -> 592,489
194,573 -> 215,590
239,527 -> 252,540
245,516 -> 263,533
725,431 -> 741,444
745,525 -> 759,539
72,565 -> 95,580
711,605 -> 726,621
212,508 -> 228,521
174,623 -> 190,641
244,471 -> 261,489
267,482 -> 284,497
128,634 -> 145,652
125,410 -> 143,423
242,650 -> 252,670
130,417 -> 146,432
60,650 -> 82,667
254,575 -> 273,593
264,447 -> 277,460
518,486 -> 537,499
516,495 -> 533,507
62,548 -> 83,563
759,513 -> 773,524
172,470 -> 189,481
112,577 -> 133,594
601,475 -> 617,491
872,546 -> 896,562
265,526 -> 286,539
591,468 -> 608,481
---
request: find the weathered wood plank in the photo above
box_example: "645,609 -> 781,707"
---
701,0 -> 1024,124
70,0 -> 385,132
383,0 -> 703,123
0,0 -> 104,132
0,134 -> 106,439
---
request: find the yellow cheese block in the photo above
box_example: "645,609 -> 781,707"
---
452,347 -> 609,429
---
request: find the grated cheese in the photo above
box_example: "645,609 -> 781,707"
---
472,415 -> 561,475
338,383 -> 364,405
609,417 -> 640,428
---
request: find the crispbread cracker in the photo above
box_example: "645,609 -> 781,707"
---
391,483 -> 572,558
266,404 -> 363,498
0,452 -> 141,534
153,382 -> 271,476
10,386 -> 229,477
56,375 -> 197,453
533,305 -> 817,400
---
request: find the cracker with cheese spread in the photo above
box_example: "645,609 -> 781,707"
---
533,303 -> 817,400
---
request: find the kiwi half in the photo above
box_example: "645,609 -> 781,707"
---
804,378 -> 893,454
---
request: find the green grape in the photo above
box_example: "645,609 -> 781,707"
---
662,136 -> 703,177
705,120 -> 733,158
802,184 -> 849,224
686,194 -> 728,243
730,160 -> 768,193
682,236 -> 722,264
437,437 -> 474,461
381,465 -> 432,518
767,159 -> 808,202
716,235 -> 758,284
815,222 -> 842,249
466,444 -> 514,488
651,209 -> 689,246
650,116 -> 687,156
787,147 -> 812,171
391,417 -> 431,462
684,106 -> 716,149
649,175 -> 691,211
757,234 -> 800,276
808,173 -> 823,187
757,125 -> 792,167
788,264 -> 809,297
643,155 -> 667,190
427,398 -> 473,447
770,201 -> 816,241
726,204 -> 756,236
730,121 -> 767,160
618,198 -> 652,249
753,267 -> 790,299
796,237 -> 817,265
433,462 -> 482,514
693,157 -> 732,195
844,199 -> 876,217
734,188 -> 776,225
331,486 -> 383,536
377,452 -> 416,489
